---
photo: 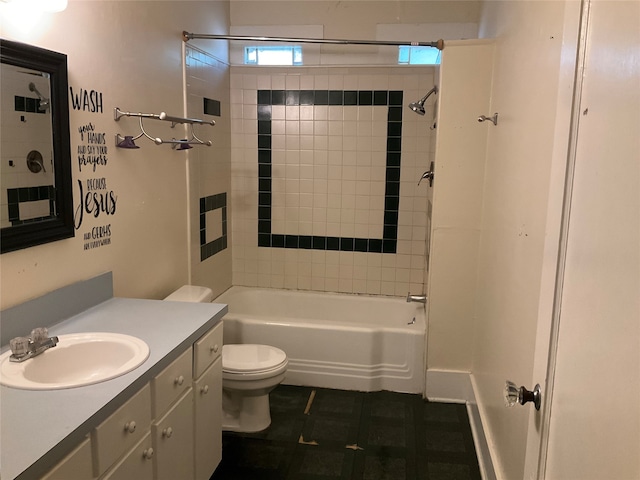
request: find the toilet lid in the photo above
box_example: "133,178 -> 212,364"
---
222,344 -> 287,373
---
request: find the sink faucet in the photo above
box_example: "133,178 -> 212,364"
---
406,292 -> 427,304
9,328 -> 59,363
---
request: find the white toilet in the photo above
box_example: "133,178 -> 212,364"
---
164,285 -> 288,433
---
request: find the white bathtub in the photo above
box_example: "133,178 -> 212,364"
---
215,286 -> 426,394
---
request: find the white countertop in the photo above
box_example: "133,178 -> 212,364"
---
0,297 -> 227,480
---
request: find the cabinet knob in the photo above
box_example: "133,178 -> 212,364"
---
124,421 -> 136,434
174,375 -> 185,386
210,344 -> 219,353
200,385 -> 209,395
142,447 -> 154,460
162,427 -> 173,438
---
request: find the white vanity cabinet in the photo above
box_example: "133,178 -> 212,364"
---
193,322 -> 223,480
37,322 -> 223,480
40,437 -> 93,480
150,347 -> 195,480
100,432 -> 154,480
152,389 -> 195,479
151,347 -> 193,417
92,384 -> 152,477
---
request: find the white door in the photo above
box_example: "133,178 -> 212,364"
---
541,0 -> 640,478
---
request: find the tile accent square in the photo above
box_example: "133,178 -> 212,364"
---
6,185 -> 55,226
203,97 -> 221,116
199,192 -> 227,261
256,89 -> 402,254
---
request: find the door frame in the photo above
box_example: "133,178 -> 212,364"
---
522,0 -> 592,477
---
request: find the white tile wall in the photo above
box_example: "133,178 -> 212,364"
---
231,66 -> 435,296
185,45 -> 233,298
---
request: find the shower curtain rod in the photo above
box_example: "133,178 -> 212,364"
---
182,31 -> 445,50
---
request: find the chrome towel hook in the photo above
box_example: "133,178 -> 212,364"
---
478,113 -> 498,126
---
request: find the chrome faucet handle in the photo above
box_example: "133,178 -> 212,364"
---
30,327 -> 49,344
418,161 -> 435,187
9,328 -> 58,363
418,171 -> 434,186
10,337 -> 30,357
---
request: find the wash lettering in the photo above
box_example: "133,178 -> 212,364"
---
70,87 -> 103,113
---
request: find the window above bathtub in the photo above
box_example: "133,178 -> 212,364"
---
244,46 -> 303,66
397,46 -> 441,65
230,25 -> 323,66
378,22 -> 479,66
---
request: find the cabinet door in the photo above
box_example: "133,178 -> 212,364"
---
101,431 -> 153,480
92,384 -> 151,476
152,347 -> 193,418
152,388 -> 194,480
193,322 -> 223,379
194,357 -> 222,480
40,437 -> 93,480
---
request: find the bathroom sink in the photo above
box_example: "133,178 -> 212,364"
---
0,332 -> 150,390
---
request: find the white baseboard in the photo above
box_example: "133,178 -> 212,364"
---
426,369 -> 497,480
425,369 -> 474,403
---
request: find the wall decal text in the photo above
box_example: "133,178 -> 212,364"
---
74,178 -> 118,228
77,123 -> 108,172
70,87 -> 103,113
74,119 -> 118,251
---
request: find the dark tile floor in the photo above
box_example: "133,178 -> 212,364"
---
211,385 -> 482,480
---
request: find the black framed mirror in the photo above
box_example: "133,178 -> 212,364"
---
1,39 -> 74,253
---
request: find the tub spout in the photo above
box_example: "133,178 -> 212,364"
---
406,292 -> 427,304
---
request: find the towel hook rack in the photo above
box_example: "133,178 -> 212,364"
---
477,113 -> 498,126
114,107 -> 215,149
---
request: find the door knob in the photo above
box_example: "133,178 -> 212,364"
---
504,380 -> 541,410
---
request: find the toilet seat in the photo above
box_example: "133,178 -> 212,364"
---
222,344 -> 287,375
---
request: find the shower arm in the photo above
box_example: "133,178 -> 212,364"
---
28,82 -> 50,110
419,86 -> 438,104
28,82 -> 46,101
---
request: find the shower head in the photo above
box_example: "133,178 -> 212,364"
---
408,86 -> 438,116
28,82 -> 50,112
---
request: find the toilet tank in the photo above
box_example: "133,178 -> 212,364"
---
164,285 -> 214,303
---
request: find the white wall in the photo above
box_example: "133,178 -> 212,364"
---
230,0 -> 481,39
229,0 -> 480,66
474,1 -> 579,478
0,1 -> 230,309
186,44 -> 233,299
230,66 -> 433,295
227,0 -> 481,296
426,40 -> 493,372
545,1 -> 640,478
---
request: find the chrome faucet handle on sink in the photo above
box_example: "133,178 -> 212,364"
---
9,327 -> 59,363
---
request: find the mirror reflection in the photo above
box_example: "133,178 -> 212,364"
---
1,63 -> 56,229
0,39 -> 74,253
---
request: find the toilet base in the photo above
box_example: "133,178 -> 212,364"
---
222,388 -> 272,432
